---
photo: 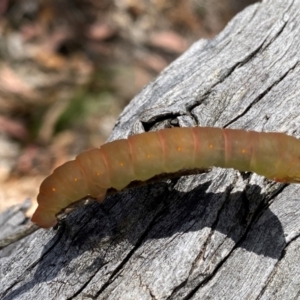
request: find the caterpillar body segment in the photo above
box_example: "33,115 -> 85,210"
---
32,127 -> 300,228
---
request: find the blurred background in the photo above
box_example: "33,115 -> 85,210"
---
0,0 -> 258,217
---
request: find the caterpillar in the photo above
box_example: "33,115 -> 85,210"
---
31,127 -> 300,228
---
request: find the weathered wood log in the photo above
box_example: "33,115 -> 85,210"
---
0,199 -> 32,258
2,0 -> 300,299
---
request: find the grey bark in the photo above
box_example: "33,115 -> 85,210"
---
1,0 -> 300,299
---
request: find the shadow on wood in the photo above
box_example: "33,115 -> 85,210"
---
2,0 -> 300,298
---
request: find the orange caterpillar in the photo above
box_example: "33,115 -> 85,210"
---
32,127 -> 300,228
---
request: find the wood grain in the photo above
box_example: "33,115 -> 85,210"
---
2,0 -> 300,299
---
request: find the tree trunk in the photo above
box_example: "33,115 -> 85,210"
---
2,0 -> 300,299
